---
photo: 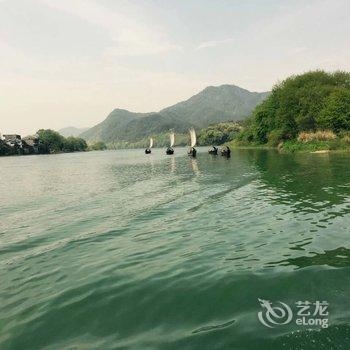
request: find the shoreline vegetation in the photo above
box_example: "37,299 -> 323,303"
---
2,70 -> 350,157
228,130 -> 350,153
98,70 -> 350,154
229,70 -> 350,153
104,121 -> 243,149
0,129 -> 107,157
95,70 -> 350,154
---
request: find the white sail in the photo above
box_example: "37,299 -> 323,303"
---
149,138 -> 154,148
170,132 -> 175,147
189,128 -> 196,147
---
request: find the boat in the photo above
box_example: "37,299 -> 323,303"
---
208,146 -> 218,155
166,132 -> 175,155
145,137 -> 153,154
188,128 -> 197,157
221,145 -> 231,157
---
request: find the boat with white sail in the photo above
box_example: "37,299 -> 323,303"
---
187,128 -> 197,157
166,132 -> 175,155
145,137 -> 153,154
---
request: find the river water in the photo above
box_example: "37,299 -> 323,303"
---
0,148 -> 349,349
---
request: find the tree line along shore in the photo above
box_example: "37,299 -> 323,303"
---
230,70 -> 350,152
2,70 -> 350,156
0,129 -> 107,156
0,124 -> 241,156
88,70 -> 350,153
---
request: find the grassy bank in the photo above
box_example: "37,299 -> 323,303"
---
281,139 -> 350,153
229,130 -> 350,153
228,141 -> 275,150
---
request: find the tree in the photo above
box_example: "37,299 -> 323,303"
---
37,129 -> 65,153
318,88 -> 350,132
36,129 -> 87,153
63,137 -> 88,152
243,70 -> 350,143
198,122 -> 241,145
89,141 -> 107,151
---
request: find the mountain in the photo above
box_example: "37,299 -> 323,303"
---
160,85 -> 270,128
79,109 -> 192,142
58,127 -> 89,137
80,84 -> 269,143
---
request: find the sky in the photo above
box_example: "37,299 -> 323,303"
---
0,0 -> 350,135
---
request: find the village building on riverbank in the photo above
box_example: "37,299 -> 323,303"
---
0,133 -> 41,156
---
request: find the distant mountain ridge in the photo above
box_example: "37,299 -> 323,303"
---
80,84 -> 269,143
58,126 -> 89,137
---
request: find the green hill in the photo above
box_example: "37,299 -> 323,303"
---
58,126 -> 89,137
80,84 -> 269,143
160,85 -> 269,127
239,71 -> 350,142
236,70 -> 350,151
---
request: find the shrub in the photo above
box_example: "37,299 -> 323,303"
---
341,135 -> 350,144
198,122 -> 242,145
63,137 -> 88,152
267,129 -> 285,146
89,141 -> 107,151
297,130 -> 336,143
338,130 -> 350,144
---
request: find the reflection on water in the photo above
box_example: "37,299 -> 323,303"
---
170,156 -> 176,173
0,148 -> 349,350
247,149 -> 350,211
189,158 -> 200,174
267,246 -> 350,269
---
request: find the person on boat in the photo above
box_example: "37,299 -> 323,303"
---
145,137 -> 153,154
208,146 -> 218,155
166,132 -> 175,155
166,147 -> 174,155
221,145 -> 231,157
188,128 -> 197,157
188,147 -> 197,157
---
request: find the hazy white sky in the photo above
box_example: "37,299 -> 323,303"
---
1,0 -> 350,135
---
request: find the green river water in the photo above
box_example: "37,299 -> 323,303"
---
0,148 -> 349,349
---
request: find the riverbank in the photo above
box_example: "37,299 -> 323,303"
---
229,137 -> 350,153
280,138 -> 350,153
0,129 -> 104,157
232,71 -> 350,155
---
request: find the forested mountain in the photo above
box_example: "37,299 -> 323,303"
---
160,85 -> 269,127
58,127 -> 89,137
80,109 -> 193,143
80,84 -> 269,143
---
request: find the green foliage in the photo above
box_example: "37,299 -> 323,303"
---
37,129 -> 87,153
267,129 -> 285,147
63,137 -> 88,152
89,141 -> 107,151
0,140 -> 15,156
198,122 -> 242,145
317,88 -> 350,131
282,139 -> 348,152
241,71 -> 350,144
37,129 -> 65,153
